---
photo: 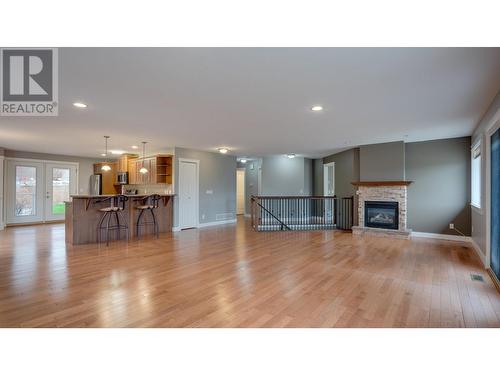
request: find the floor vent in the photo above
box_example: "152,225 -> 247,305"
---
470,274 -> 485,282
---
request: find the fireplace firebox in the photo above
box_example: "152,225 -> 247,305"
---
364,201 -> 399,230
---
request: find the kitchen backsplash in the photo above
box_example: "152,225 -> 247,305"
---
123,184 -> 173,195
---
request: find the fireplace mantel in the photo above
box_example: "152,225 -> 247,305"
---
351,181 -> 413,187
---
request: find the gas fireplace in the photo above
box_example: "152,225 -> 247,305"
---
364,201 -> 399,230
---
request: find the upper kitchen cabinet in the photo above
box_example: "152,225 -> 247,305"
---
118,154 -> 137,173
128,155 -> 172,185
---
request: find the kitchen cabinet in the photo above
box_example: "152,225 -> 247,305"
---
127,159 -> 137,184
126,155 -> 172,185
119,154 -> 138,173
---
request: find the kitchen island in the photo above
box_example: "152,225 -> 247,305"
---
65,194 -> 174,245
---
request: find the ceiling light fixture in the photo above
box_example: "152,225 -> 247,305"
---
287,153 -> 296,159
110,150 -> 126,155
218,147 -> 229,154
73,102 -> 88,108
101,136 -> 112,171
311,105 -> 323,112
131,145 -> 139,149
139,141 -> 148,174
240,159 -> 247,163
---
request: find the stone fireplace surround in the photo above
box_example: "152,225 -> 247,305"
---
351,181 -> 412,239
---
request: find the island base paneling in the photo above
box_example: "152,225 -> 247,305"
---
65,195 -> 173,245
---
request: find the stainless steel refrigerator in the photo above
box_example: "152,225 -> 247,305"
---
90,174 -> 102,195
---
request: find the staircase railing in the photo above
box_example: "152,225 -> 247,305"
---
250,195 -> 354,231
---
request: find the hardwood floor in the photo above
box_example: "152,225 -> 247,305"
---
0,218 -> 499,327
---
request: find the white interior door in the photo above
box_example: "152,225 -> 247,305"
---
323,162 -> 335,196
179,160 -> 199,229
236,169 -> 245,215
44,163 -> 77,221
6,160 -> 45,224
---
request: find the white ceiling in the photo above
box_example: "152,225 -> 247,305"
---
1,48 -> 500,159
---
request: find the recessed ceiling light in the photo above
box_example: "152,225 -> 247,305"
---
131,145 -> 139,149
73,102 -> 88,108
110,150 -> 125,155
240,159 -> 247,163
287,153 -> 296,159
101,153 -> 106,157
311,105 -> 323,111
218,147 -> 229,154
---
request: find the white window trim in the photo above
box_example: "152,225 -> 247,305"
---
470,139 -> 482,212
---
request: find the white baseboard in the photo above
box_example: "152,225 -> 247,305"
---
172,219 -> 237,232
411,231 -> 471,243
198,219 -> 237,228
470,238 -> 487,267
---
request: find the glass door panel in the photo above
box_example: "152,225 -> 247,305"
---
6,161 -> 44,224
45,163 -> 77,221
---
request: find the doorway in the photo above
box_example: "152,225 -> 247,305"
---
5,159 -> 77,225
236,168 -> 245,215
178,158 -> 199,229
323,162 -> 335,196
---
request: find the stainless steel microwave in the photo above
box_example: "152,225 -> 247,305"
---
117,172 -> 128,184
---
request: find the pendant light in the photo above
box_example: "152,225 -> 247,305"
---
139,141 -> 148,174
101,136 -> 112,171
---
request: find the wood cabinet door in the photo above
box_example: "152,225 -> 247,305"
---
118,156 -> 128,172
128,160 -> 137,184
149,158 -> 157,184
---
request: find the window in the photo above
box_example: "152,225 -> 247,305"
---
471,141 -> 481,209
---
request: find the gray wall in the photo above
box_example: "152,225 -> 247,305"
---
322,148 -> 360,198
261,156 -> 311,196
359,141 -> 405,181
303,158 -> 313,196
313,158 -> 323,195
405,137 -> 471,235
471,91 -> 500,256
173,147 -> 236,226
2,149 -> 100,194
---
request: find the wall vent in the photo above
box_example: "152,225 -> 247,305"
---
216,213 -> 234,221
470,274 -> 484,282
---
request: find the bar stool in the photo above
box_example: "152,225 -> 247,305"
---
96,195 -> 129,246
135,194 -> 161,238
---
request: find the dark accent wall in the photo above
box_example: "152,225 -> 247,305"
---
316,137 -> 471,235
322,148 -> 359,198
405,137 -> 471,235
359,141 -> 405,181
313,159 -> 323,195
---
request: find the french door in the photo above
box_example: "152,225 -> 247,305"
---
44,163 -> 77,221
6,160 -> 77,224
